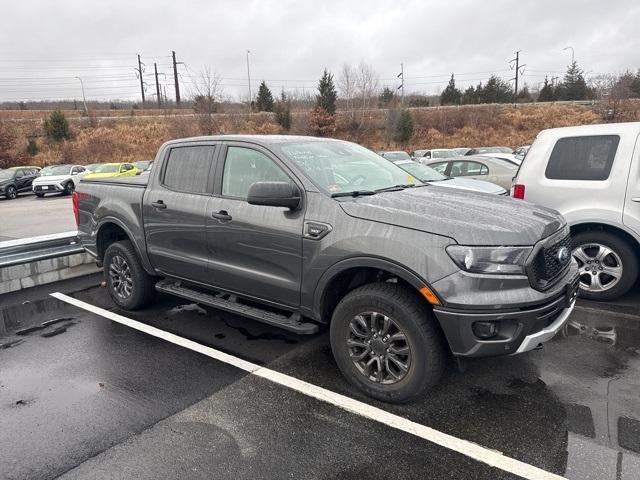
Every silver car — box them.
[390,159,506,195]
[423,155,518,191]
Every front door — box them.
[143,143,217,284]
[206,143,304,308]
[623,133,640,237]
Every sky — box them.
[0,0,638,103]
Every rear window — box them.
[162,146,214,193]
[545,135,619,181]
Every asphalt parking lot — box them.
[1,274,639,480]
[0,194,76,241]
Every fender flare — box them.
[95,216,154,274]
[311,256,434,320]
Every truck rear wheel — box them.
[572,230,639,301]
[104,240,156,310]
[330,283,446,403]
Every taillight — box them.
[512,184,525,200]
[72,191,80,226]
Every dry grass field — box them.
[1,102,636,168]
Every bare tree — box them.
[338,63,358,123]
[355,62,379,126]
[190,66,224,134]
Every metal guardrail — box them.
[0,231,84,268]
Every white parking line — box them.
[51,292,566,480]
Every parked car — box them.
[75,135,578,403]
[475,152,522,166]
[8,165,41,171]
[512,122,640,301]
[514,145,530,160]
[412,149,457,162]
[84,163,102,172]
[466,147,513,155]
[388,159,507,195]
[451,148,471,156]
[0,167,39,199]
[32,164,88,197]
[84,162,140,179]
[377,151,411,161]
[139,162,154,177]
[424,155,518,190]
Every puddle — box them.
[0,297,77,338]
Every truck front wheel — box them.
[104,240,156,310]
[330,283,446,403]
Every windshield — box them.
[486,157,519,169]
[393,160,448,182]
[381,151,410,161]
[278,141,421,195]
[93,164,120,173]
[133,160,151,170]
[0,170,15,181]
[432,150,457,159]
[40,165,71,176]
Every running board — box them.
[155,280,318,335]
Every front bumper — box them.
[33,183,64,193]
[433,274,579,357]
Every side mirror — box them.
[247,181,301,210]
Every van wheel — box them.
[572,231,639,301]
[104,240,156,310]
[330,283,446,403]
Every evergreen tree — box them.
[631,70,640,98]
[392,109,414,145]
[558,61,589,100]
[378,86,395,108]
[516,85,533,103]
[440,74,462,105]
[43,110,70,141]
[461,86,477,104]
[316,69,337,115]
[274,91,292,131]
[537,77,555,102]
[255,81,274,112]
[26,138,38,156]
[480,75,514,103]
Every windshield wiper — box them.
[374,184,417,193]
[331,190,377,198]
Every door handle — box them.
[151,200,167,209]
[211,210,232,221]
[632,197,640,203]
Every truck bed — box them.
[80,176,149,187]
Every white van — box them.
[512,122,640,301]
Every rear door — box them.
[143,143,218,284]
[623,132,640,236]
[15,169,31,192]
[205,142,304,308]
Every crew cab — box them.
[75,135,578,402]
[512,122,640,301]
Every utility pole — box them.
[246,50,252,108]
[563,46,575,65]
[172,50,182,107]
[74,76,88,115]
[136,54,146,107]
[509,51,526,100]
[154,63,161,108]
[397,63,404,105]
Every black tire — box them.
[63,181,75,195]
[330,283,446,403]
[572,230,639,301]
[35,192,45,198]
[5,185,17,199]
[104,240,156,310]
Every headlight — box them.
[446,245,532,275]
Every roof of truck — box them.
[539,122,640,137]
[162,135,346,146]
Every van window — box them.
[545,135,619,181]
[163,146,214,193]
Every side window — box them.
[162,146,214,194]
[430,162,448,174]
[222,146,290,199]
[15,170,24,179]
[71,167,79,175]
[451,161,488,176]
[545,135,619,181]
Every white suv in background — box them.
[512,122,640,301]
[32,164,87,197]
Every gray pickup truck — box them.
[74,135,579,402]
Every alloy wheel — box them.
[108,254,133,299]
[7,186,17,199]
[347,311,412,385]
[572,243,623,293]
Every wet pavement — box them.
[1,276,639,480]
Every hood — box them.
[338,186,564,245]
[429,177,505,195]
[33,175,70,184]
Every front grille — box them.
[530,232,572,290]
